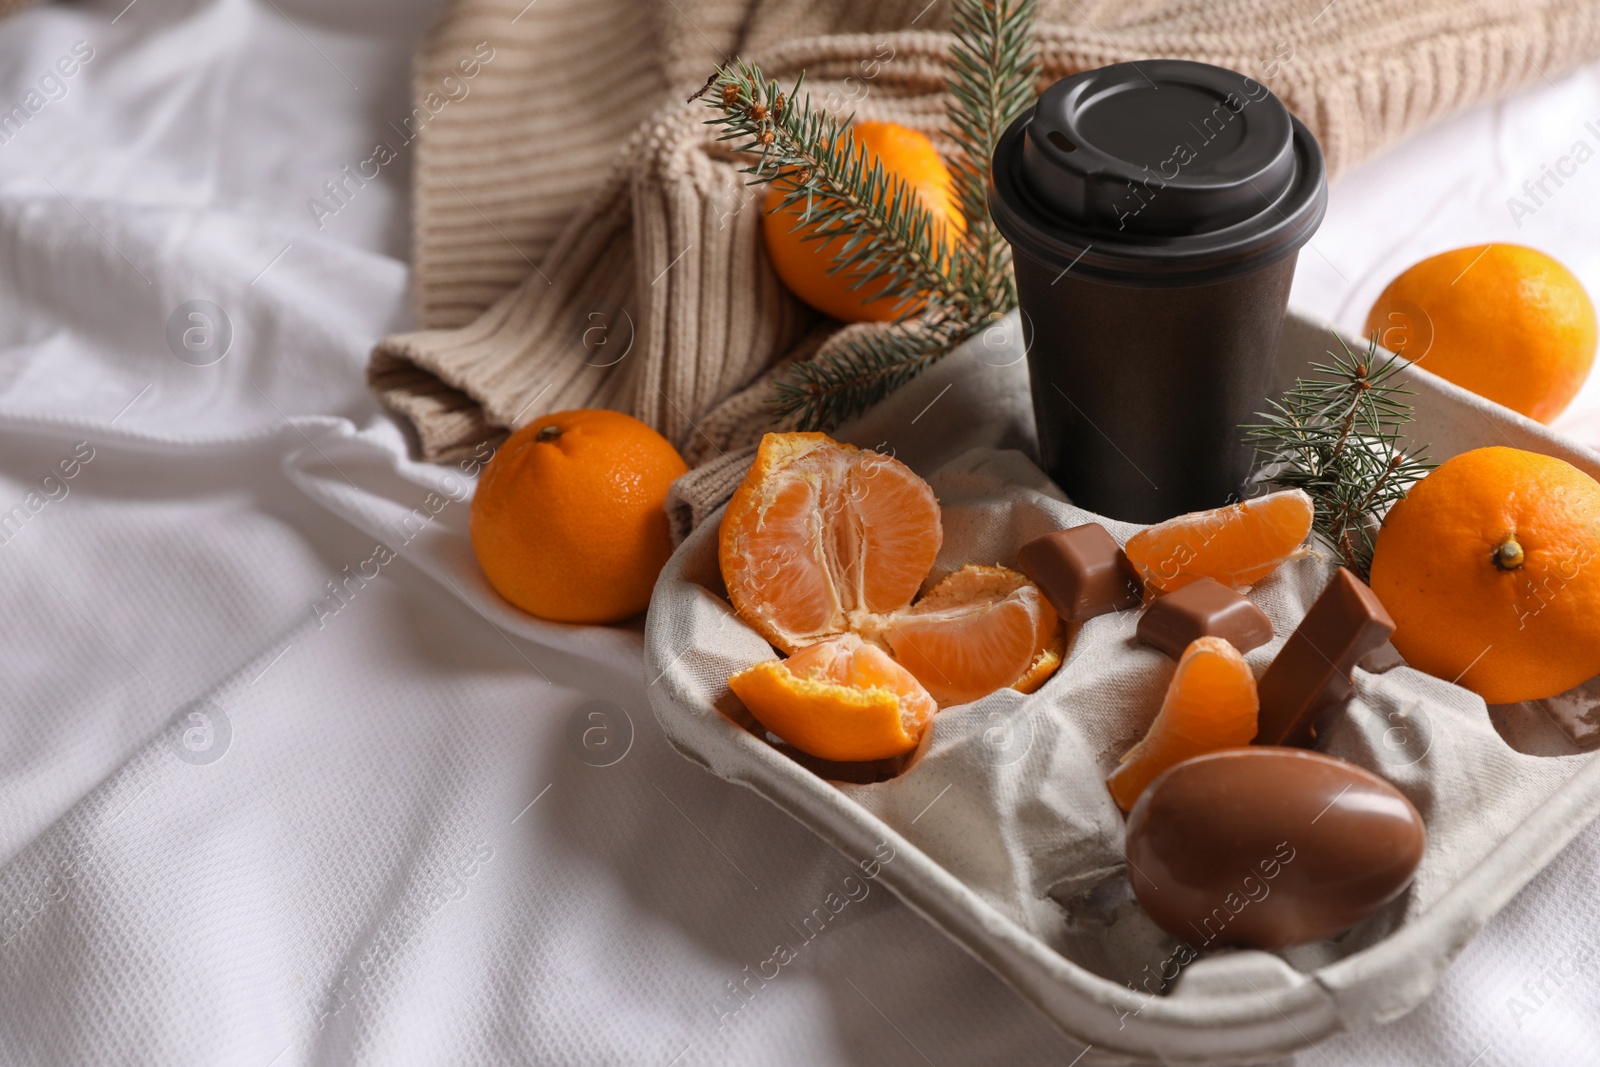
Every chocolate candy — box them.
[1255,568,1395,747]
[1137,577,1274,658]
[1016,523,1141,622]
[1125,747,1425,949]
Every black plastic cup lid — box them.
[990,60,1328,286]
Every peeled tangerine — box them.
[720,434,1065,762]
[728,633,937,762]
[1124,489,1314,596]
[1107,636,1259,813]
[719,432,943,654]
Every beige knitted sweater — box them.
[369,0,1600,480]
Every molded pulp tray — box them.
[643,310,1600,1065]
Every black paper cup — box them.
[990,60,1328,523]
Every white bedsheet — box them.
[0,2,1597,1064]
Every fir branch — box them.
[945,0,1039,311]
[694,0,1040,430]
[1243,334,1435,579]
[772,315,977,431]
[702,60,963,319]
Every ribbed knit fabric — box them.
[370,0,1600,469]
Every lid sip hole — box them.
[1047,130,1077,153]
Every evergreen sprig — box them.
[701,60,964,320]
[695,0,1039,430]
[771,314,972,431]
[1243,335,1435,578]
[945,0,1038,313]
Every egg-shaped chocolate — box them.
[1125,747,1425,949]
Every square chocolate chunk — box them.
[1016,523,1142,622]
[1137,577,1275,658]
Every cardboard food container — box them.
[643,310,1600,1064]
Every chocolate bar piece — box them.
[1137,577,1274,658]
[1016,523,1142,622]
[1255,568,1396,747]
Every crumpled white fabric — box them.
[3,0,1600,1064]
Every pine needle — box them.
[1243,334,1435,578]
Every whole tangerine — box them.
[470,409,688,624]
[762,120,962,324]
[1365,244,1597,423]
[1369,446,1600,704]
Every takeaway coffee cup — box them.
[989,60,1328,523]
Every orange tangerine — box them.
[762,120,962,323]
[728,632,937,762]
[1106,636,1259,812]
[1369,446,1600,703]
[1365,244,1597,423]
[1124,489,1314,596]
[470,409,687,624]
[719,432,942,653]
[721,434,1070,754]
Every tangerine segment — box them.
[1369,446,1600,703]
[1107,636,1259,813]
[720,433,942,652]
[1125,489,1314,596]
[728,633,937,762]
[1015,625,1069,695]
[865,564,1063,707]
